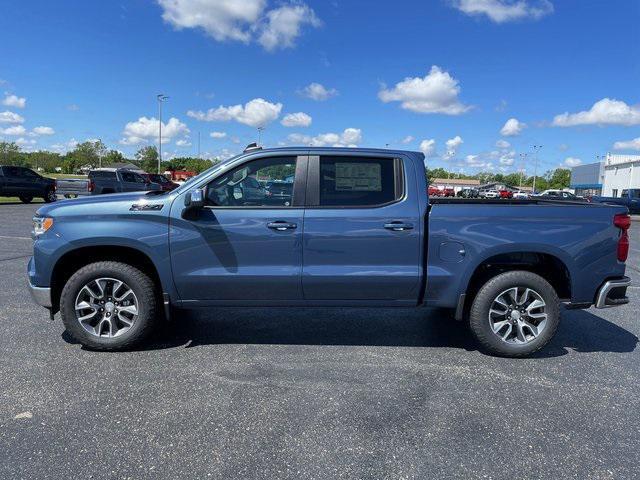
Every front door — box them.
[302,155,422,302]
[120,171,147,192]
[170,155,306,302]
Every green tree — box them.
[103,149,126,166]
[547,168,571,189]
[67,140,107,171]
[135,146,159,173]
[0,141,25,166]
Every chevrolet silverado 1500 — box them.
[27,147,632,357]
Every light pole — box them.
[157,94,168,174]
[519,153,528,188]
[532,145,542,193]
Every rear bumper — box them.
[28,280,52,308]
[595,276,631,309]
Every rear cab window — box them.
[317,156,402,207]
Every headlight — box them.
[33,216,54,237]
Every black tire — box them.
[43,188,57,203]
[468,271,560,357]
[19,195,33,204]
[60,261,158,351]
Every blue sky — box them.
[0,0,638,174]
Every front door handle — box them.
[267,221,297,231]
[384,222,414,231]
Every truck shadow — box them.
[120,306,638,358]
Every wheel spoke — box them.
[118,304,138,316]
[522,321,539,338]
[491,320,510,332]
[488,285,548,345]
[500,324,513,340]
[515,323,527,343]
[114,288,134,302]
[77,310,98,322]
[526,298,546,313]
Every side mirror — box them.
[184,188,205,209]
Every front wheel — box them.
[19,195,33,204]
[468,271,560,357]
[60,261,158,351]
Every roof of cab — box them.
[241,146,423,158]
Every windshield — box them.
[173,153,243,195]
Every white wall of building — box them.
[602,154,640,197]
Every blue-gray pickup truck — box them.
[27,146,632,357]
[590,189,640,214]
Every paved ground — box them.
[0,203,639,479]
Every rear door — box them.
[170,155,307,302]
[120,171,147,191]
[2,166,28,195]
[302,154,421,302]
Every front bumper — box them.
[28,280,52,308]
[595,276,631,308]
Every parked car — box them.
[442,187,455,197]
[428,185,441,197]
[535,190,580,200]
[482,189,500,199]
[28,147,631,357]
[142,173,179,192]
[88,168,162,195]
[499,189,514,199]
[264,181,294,205]
[457,188,479,198]
[0,165,57,203]
[512,191,529,200]
[589,189,640,214]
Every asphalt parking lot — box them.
[0,202,639,480]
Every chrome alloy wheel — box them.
[488,287,548,344]
[74,278,139,338]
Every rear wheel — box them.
[469,271,560,357]
[19,195,33,204]
[43,188,57,203]
[60,261,158,351]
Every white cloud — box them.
[281,112,312,127]
[176,139,192,147]
[419,139,436,156]
[499,150,516,165]
[210,131,227,138]
[378,65,471,115]
[32,126,55,136]
[495,139,510,148]
[451,0,554,23]
[465,154,493,169]
[15,137,36,146]
[552,98,640,127]
[258,4,321,51]
[299,82,338,101]
[0,111,25,124]
[613,137,640,151]
[445,135,463,157]
[287,127,362,147]
[564,157,582,167]
[500,117,526,136]
[120,116,189,145]
[157,0,319,51]
[401,135,414,144]
[0,125,26,136]
[187,98,282,127]
[2,94,26,109]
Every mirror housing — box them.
[184,188,205,209]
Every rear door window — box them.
[318,156,401,207]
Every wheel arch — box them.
[50,245,164,313]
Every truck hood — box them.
[36,191,171,217]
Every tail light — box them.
[88,180,95,193]
[614,213,631,262]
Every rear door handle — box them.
[267,221,297,231]
[384,222,414,231]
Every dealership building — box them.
[570,153,640,197]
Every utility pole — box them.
[157,94,168,174]
[198,131,201,159]
[532,145,542,193]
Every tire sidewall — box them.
[44,188,56,203]
[469,271,560,357]
[60,262,155,350]
[19,196,33,204]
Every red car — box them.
[442,187,455,197]
[428,185,441,197]
[499,189,514,199]
[142,173,180,192]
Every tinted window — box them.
[319,156,399,206]
[206,156,296,207]
[90,171,117,180]
[21,168,38,177]
[4,166,20,177]
[121,171,145,183]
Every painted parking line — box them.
[0,235,32,240]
